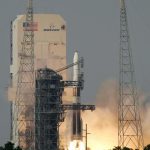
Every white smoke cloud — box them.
[82,80,150,150]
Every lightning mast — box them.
[13,0,35,149]
[118,0,144,149]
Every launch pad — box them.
[35,65,95,150]
[8,0,145,150]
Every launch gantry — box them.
[11,0,95,150]
[35,60,95,150]
[13,0,35,149]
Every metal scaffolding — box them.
[35,68,95,150]
[35,68,64,150]
[13,0,35,149]
[118,0,144,149]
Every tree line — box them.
[113,145,150,150]
[0,142,150,150]
[0,142,22,150]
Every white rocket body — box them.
[73,52,79,81]
[73,51,80,103]
[72,51,82,140]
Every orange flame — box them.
[68,140,85,150]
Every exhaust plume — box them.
[82,80,150,150]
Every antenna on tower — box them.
[12,0,35,149]
[118,0,144,149]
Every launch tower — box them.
[9,0,95,149]
[118,0,144,149]
[35,68,64,150]
[9,2,67,150]
[35,66,95,150]
[13,0,35,149]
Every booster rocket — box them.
[72,51,83,140]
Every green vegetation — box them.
[113,146,122,150]
[113,145,150,150]
[144,144,150,150]
[0,142,22,150]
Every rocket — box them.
[72,51,83,140]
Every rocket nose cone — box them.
[73,51,79,63]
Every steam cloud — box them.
[82,80,150,150]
